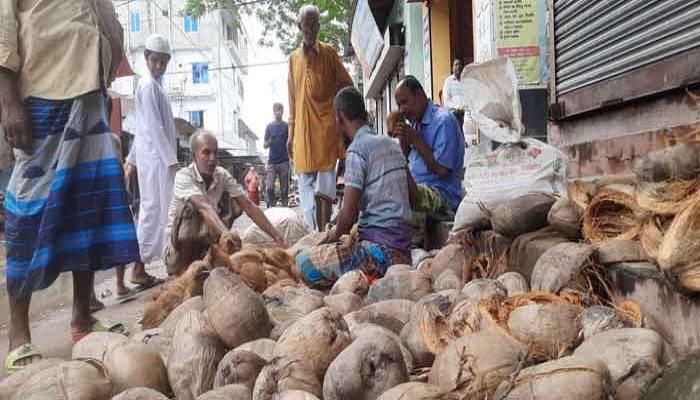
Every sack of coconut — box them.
[493,355,611,400]
[243,207,310,247]
[13,359,112,400]
[657,194,700,292]
[633,143,700,182]
[583,185,643,245]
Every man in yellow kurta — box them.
[287,4,353,231]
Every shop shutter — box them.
[553,0,700,96]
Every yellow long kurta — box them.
[288,41,354,173]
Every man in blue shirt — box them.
[393,75,465,214]
[263,102,290,206]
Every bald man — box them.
[163,130,285,275]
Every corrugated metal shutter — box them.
[554,0,700,96]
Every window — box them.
[189,111,204,127]
[130,11,141,33]
[192,63,209,84]
[184,15,199,32]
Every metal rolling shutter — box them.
[553,0,700,96]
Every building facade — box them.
[111,0,258,155]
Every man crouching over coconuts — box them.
[164,130,286,276]
[295,87,416,287]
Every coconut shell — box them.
[329,270,369,296]
[160,296,205,338]
[264,285,325,339]
[350,323,414,373]
[323,332,408,400]
[273,307,352,379]
[428,329,526,398]
[461,279,507,303]
[204,267,272,348]
[433,269,462,292]
[168,309,226,400]
[71,331,130,362]
[496,272,529,297]
[490,194,556,239]
[112,387,170,400]
[104,341,169,395]
[581,306,626,340]
[547,196,583,240]
[507,303,582,360]
[14,359,112,400]
[0,358,62,400]
[271,391,321,400]
[198,384,252,400]
[530,242,595,293]
[323,292,363,315]
[365,271,432,304]
[235,339,277,362]
[377,382,459,400]
[252,356,322,400]
[214,349,266,389]
[424,244,466,279]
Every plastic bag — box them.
[242,207,310,247]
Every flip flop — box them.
[90,298,105,313]
[72,319,129,342]
[4,343,42,374]
[115,288,138,302]
[130,276,165,293]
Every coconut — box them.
[496,272,529,297]
[428,330,526,398]
[323,332,408,400]
[506,302,582,360]
[168,309,226,400]
[461,279,507,303]
[160,296,205,338]
[493,355,611,400]
[583,185,642,245]
[252,356,323,400]
[204,267,272,348]
[271,391,321,400]
[112,388,170,400]
[229,249,268,293]
[273,307,352,379]
[263,285,325,339]
[235,338,277,362]
[104,341,169,395]
[384,264,414,277]
[633,142,700,182]
[350,323,414,373]
[214,349,266,389]
[345,300,416,335]
[131,328,171,364]
[365,271,432,304]
[263,248,295,275]
[323,292,364,315]
[423,244,467,280]
[0,358,62,400]
[377,382,459,400]
[581,306,626,340]
[530,242,596,293]
[433,269,462,292]
[198,384,252,400]
[547,196,583,240]
[490,193,556,238]
[508,227,569,282]
[400,317,434,368]
[71,331,130,362]
[411,249,431,268]
[329,270,369,296]
[13,359,112,400]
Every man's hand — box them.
[1,96,31,151]
[286,138,294,158]
[169,164,179,174]
[319,228,339,245]
[393,122,420,146]
[272,235,287,248]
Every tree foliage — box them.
[184,0,351,55]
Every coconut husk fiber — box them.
[583,185,643,245]
[634,142,700,182]
[657,194,700,291]
[635,180,700,215]
[640,215,672,263]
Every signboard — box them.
[351,0,384,78]
[422,9,432,98]
[496,0,546,85]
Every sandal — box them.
[115,288,138,302]
[4,343,42,374]
[72,319,129,342]
[130,275,164,293]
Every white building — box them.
[111,0,258,155]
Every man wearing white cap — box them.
[125,34,177,281]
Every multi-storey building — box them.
[111,0,258,156]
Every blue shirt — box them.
[264,121,289,165]
[409,101,465,210]
[345,125,414,251]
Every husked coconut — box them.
[411,249,431,268]
[104,341,169,394]
[252,356,322,400]
[214,349,266,389]
[329,270,369,296]
[273,308,352,379]
[14,359,112,400]
[507,303,582,360]
[323,292,363,315]
[377,382,459,400]
[160,296,204,338]
[131,328,171,364]
[547,196,583,240]
[263,284,325,339]
[461,279,507,303]
[323,333,408,400]
[496,272,529,297]
[198,384,252,400]
[0,358,62,400]
[581,306,626,340]
[71,331,130,362]
[345,300,416,335]
[366,271,432,304]
[530,242,595,293]
[350,323,414,373]
[168,309,226,400]
[204,267,272,348]
[490,193,556,239]
[422,244,466,279]
[384,264,413,277]
[272,391,321,400]
[447,300,484,339]
[433,269,462,292]
[235,338,277,362]
[401,317,434,368]
[112,387,170,400]
[363,299,416,325]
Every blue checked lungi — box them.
[4,91,140,296]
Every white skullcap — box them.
[145,34,171,54]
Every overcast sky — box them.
[241,14,290,152]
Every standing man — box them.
[1,0,138,371]
[442,58,465,128]
[125,34,177,284]
[264,103,290,207]
[288,4,354,231]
